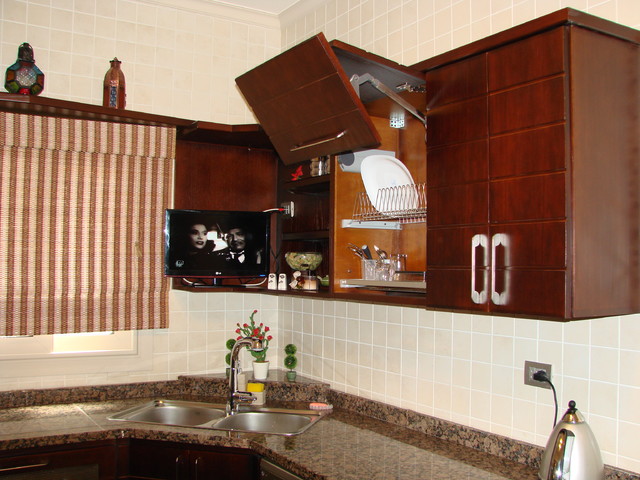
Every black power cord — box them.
[533,370,558,427]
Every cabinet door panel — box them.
[489,76,566,135]
[490,269,567,317]
[427,268,489,312]
[127,442,184,479]
[269,109,380,164]
[174,143,277,211]
[428,226,488,268]
[488,27,565,91]
[426,97,488,147]
[428,183,488,227]
[251,74,361,133]
[236,33,381,164]
[193,450,257,480]
[426,53,487,107]
[490,173,565,223]
[490,124,566,179]
[428,140,488,187]
[490,221,566,269]
[236,34,344,102]
[0,444,115,480]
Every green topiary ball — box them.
[284,343,297,355]
[284,354,297,370]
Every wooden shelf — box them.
[178,120,272,149]
[285,175,331,195]
[282,230,330,241]
[0,94,272,149]
[0,92,192,128]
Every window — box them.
[0,331,137,360]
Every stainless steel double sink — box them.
[108,399,324,436]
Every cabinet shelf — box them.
[178,120,272,148]
[282,230,330,241]
[340,278,426,293]
[285,175,331,195]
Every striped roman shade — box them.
[0,112,174,335]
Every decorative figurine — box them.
[103,57,126,109]
[4,43,45,95]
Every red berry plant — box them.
[235,309,272,363]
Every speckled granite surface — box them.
[0,373,636,480]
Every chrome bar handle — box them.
[0,462,49,473]
[471,234,488,304]
[491,233,509,305]
[290,130,347,152]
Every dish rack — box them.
[352,183,426,223]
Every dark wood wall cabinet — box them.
[2,8,638,320]
[237,33,427,302]
[415,8,640,319]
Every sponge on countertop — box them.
[309,402,333,411]
[247,382,264,392]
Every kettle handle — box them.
[547,429,575,480]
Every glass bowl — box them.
[285,252,323,271]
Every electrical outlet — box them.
[280,201,295,218]
[524,360,552,389]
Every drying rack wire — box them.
[352,183,427,223]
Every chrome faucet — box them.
[227,336,263,415]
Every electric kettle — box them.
[538,400,604,480]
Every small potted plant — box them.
[225,338,236,377]
[235,310,272,380]
[284,344,297,381]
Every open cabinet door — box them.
[236,33,379,165]
[236,33,424,165]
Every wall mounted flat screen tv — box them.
[164,209,270,279]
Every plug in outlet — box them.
[280,201,295,218]
[524,360,552,389]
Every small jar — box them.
[390,253,407,272]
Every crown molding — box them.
[139,0,281,29]
[279,0,327,27]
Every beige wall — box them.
[1,0,639,475]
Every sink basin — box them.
[108,399,226,427]
[213,410,320,435]
[108,400,325,435]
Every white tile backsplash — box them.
[278,299,640,472]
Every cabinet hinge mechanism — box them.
[350,73,426,126]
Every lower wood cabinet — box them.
[0,441,116,479]
[0,439,259,480]
[118,439,259,480]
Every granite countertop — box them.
[0,373,540,480]
[1,375,636,480]
[0,397,536,480]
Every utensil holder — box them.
[361,259,377,280]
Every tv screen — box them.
[164,209,270,279]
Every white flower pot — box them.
[253,360,269,380]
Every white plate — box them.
[360,155,416,212]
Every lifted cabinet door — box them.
[236,33,423,165]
